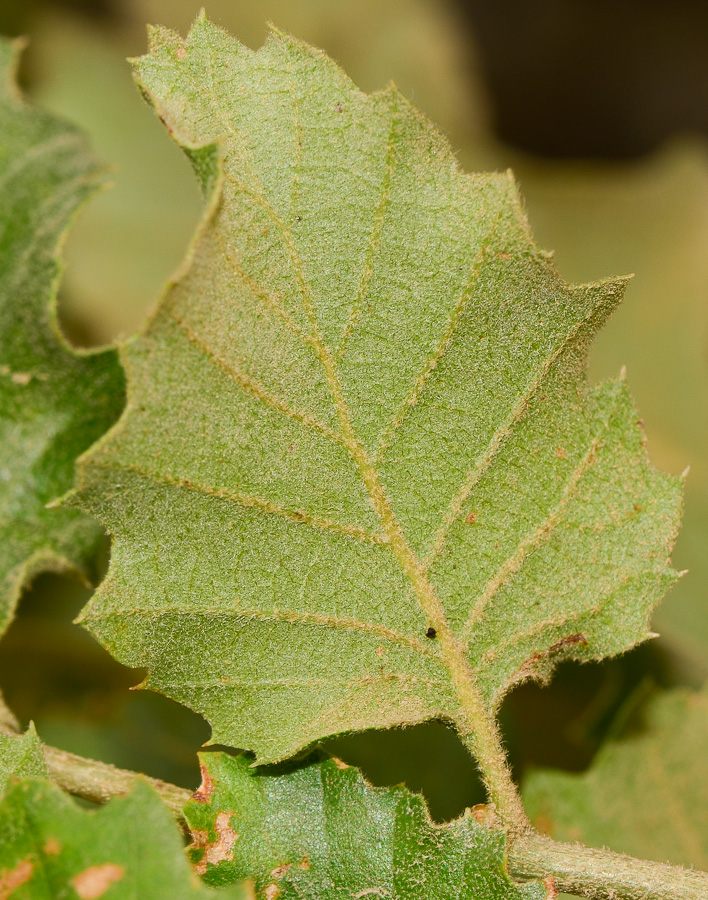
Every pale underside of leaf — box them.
[185,752,548,900]
[73,16,682,763]
[0,38,125,636]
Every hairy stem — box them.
[509,831,708,900]
[42,744,192,818]
[0,711,191,818]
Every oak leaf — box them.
[72,16,682,763]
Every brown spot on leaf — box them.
[497,251,512,260]
[193,762,215,803]
[270,864,291,879]
[0,858,33,897]
[333,758,350,770]
[43,838,61,855]
[543,876,558,899]
[71,864,124,899]
[464,511,477,525]
[550,633,587,653]
[176,46,186,60]
[265,884,280,900]
[191,812,238,875]
[554,447,566,460]
[299,858,310,870]
[523,633,588,673]
[334,101,344,113]
[375,646,384,658]
[11,372,31,385]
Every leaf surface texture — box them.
[185,752,548,899]
[0,727,46,795]
[74,16,682,762]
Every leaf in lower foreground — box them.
[523,686,708,869]
[71,16,682,763]
[185,753,548,899]
[0,726,46,795]
[0,778,248,899]
[0,39,125,636]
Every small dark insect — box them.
[425,627,436,639]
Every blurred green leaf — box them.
[523,685,708,869]
[0,778,247,898]
[30,13,202,345]
[0,37,124,637]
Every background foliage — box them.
[0,0,706,874]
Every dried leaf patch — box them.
[71,864,124,899]
[0,858,33,898]
[191,811,238,875]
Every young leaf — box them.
[71,17,681,767]
[0,778,248,899]
[185,752,548,899]
[0,39,125,636]
[523,686,708,869]
[0,726,46,794]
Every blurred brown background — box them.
[1,0,707,824]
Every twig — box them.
[509,831,708,900]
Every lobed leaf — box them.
[72,16,682,763]
[0,38,125,636]
[523,686,708,869]
[185,752,548,899]
[0,778,248,899]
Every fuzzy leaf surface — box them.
[73,17,681,762]
[185,752,547,899]
[0,778,247,899]
[0,39,125,635]
[0,727,46,795]
[524,686,708,869]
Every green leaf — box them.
[185,752,547,899]
[0,778,248,899]
[0,726,46,795]
[72,16,681,764]
[0,38,125,635]
[523,686,708,869]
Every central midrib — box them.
[301,281,526,824]
[211,120,527,824]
